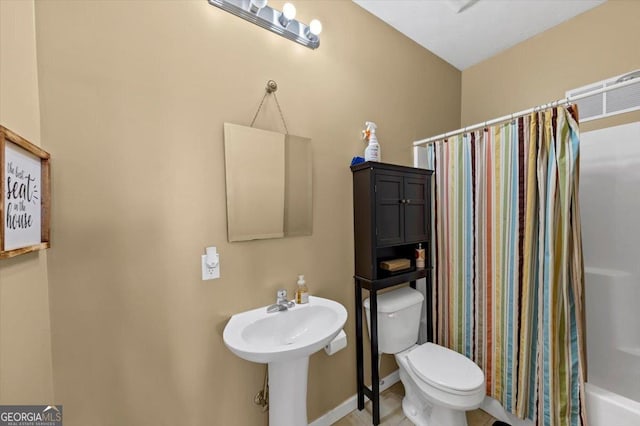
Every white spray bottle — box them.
[363,121,381,162]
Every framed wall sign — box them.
[0,126,51,259]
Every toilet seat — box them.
[406,343,484,396]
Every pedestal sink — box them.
[223,296,348,426]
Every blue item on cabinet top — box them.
[351,156,365,166]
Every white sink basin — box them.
[223,295,348,426]
[223,296,347,363]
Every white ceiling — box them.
[353,0,606,70]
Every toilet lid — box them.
[407,343,484,393]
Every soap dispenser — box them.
[416,243,425,269]
[295,275,309,304]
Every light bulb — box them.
[282,3,296,20]
[249,0,268,13]
[309,19,322,36]
[279,2,296,27]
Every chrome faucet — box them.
[266,289,295,313]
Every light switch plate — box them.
[202,254,220,280]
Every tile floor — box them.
[334,382,496,426]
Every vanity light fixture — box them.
[207,0,322,49]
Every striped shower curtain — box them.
[423,106,587,426]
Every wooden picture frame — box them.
[0,125,51,259]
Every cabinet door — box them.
[375,173,404,247]
[403,175,429,243]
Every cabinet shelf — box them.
[356,268,431,291]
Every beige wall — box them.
[13,0,639,423]
[461,0,640,133]
[0,0,54,404]
[34,1,460,425]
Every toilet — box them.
[364,287,485,426]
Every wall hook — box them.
[250,80,289,134]
[266,80,278,94]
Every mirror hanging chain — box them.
[250,80,290,135]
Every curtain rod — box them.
[413,77,640,147]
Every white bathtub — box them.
[585,383,640,426]
[583,267,640,425]
[480,384,640,426]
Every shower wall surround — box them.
[581,122,640,404]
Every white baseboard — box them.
[309,370,401,426]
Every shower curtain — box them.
[422,106,587,426]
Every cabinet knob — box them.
[399,199,406,204]
[406,199,411,204]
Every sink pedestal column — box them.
[268,356,309,426]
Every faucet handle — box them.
[276,289,287,301]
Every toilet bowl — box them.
[395,343,485,425]
[364,287,485,426]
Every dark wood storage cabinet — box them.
[353,164,431,280]
[351,161,433,425]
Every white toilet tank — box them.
[363,286,424,354]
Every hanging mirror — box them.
[223,124,312,242]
